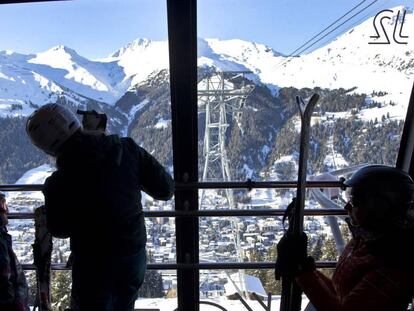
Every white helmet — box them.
[26,104,82,156]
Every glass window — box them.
[0,0,173,307]
[197,0,412,308]
[197,0,411,183]
[0,0,172,185]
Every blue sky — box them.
[0,0,411,59]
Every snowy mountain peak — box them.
[110,38,152,58]
[50,44,77,54]
[206,38,284,59]
[0,7,413,118]
[1,50,15,56]
[32,44,85,65]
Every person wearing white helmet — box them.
[26,103,82,157]
[275,165,414,311]
[26,103,174,311]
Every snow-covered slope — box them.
[0,6,412,117]
[0,49,111,117]
[6,163,54,210]
[204,6,413,118]
[103,38,170,89]
[28,45,126,103]
[255,5,414,112]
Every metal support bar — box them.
[21,261,338,271]
[267,293,272,311]
[167,0,199,310]
[397,81,414,174]
[8,209,347,220]
[252,292,270,311]
[0,180,344,192]
[235,293,254,311]
[176,180,344,189]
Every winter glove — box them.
[275,232,314,280]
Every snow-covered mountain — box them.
[0,5,412,119]
[6,163,54,212]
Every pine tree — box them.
[264,246,282,295]
[51,271,71,311]
[340,223,352,244]
[137,270,164,298]
[26,271,37,307]
[309,236,324,260]
[247,247,282,295]
[320,236,338,279]
[321,236,338,261]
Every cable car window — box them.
[197,0,413,308]
[197,0,412,184]
[0,0,175,308]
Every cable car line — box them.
[284,0,367,60]
[276,0,379,70]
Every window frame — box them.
[2,1,414,311]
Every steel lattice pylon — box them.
[198,71,254,199]
[198,71,254,298]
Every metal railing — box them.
[1,180,344,192]
[5,180,346,271]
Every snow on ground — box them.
[134,296,310,311]
[14,163,54,185]
[103,39,170,90]
[7,163,54,204]
[154,117,170,129]
[241,188,282,208]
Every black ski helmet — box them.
[344,165,414,231]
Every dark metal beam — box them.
[8,209,347,220]
[0,0,69,4]
[167,0,199,310]
[397,82,414,175]
[21,261,338,271]
[0,180,344,192]
[175,180,344,189]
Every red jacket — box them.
[297,238,413,311]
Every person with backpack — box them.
[275,165,414,311]
[0,192,29,311]
[26,103,174,311]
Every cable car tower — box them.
[198,70,254,298]
[198,71,254,205]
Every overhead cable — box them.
[308,0,392,52]
[277,0,379,69]
[285,0,368,59]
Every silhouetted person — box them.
[276,165,414,311]
[0,192,29,311]
[26,104,174,311]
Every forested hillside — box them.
[0,74,404,184]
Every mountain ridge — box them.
[0,6,412,119]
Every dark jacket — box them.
[0,226,29,311]
[43,132,174,257]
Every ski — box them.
[33,206,53,311]
[280,93,319,311]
